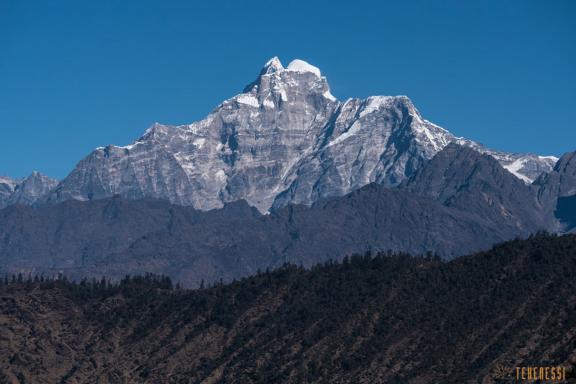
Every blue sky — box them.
[1,0,575,179]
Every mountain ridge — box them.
[0,144,555,287]
[400,143,550,231]
[0,172,58,209]
[38,57,557,213]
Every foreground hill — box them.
[1,234,575,383]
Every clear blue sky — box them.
[1,0,574,179]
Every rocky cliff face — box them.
[0,176,18,208]
[8,172,58,206]
[48,57,557,213]
[0,173,58,209]
[535,151,576,199]
[533,151,576,230]
[401,144,549,233]
[50,57,339,212]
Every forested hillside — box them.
[1,234,575,383]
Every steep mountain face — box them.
[50,57,339,213]
[554,151,576,196]
[0,146,552,287]
[0,176,18,208]
[0,173,58,209]
[496,153,558,183]
[48,57,556,213]
[8,171,58,206]
[1,234,575,384]
[534,151,576,230]
[535,151,576,199]
[401,144,549,233]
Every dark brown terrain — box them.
[1,234,575,383]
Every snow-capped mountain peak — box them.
[262,56,284,74]
[260,57,321,77]
[286,59,321,77]
[242,57,337,107]
[46,57,558,212]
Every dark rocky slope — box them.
[534,151,576,231]
[0,187,505,287]
[401,143,550,232]
[0,146,554,287]
[557,195,576,231]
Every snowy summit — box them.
[286,59,321,77]
[47,56,558,213]
[260,57,322,77]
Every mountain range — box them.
[0,172,58,209]
[0,143,572,287]
[0,57,574,286]
[0,57,559,213]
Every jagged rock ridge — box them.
[400,143,550,232]
[0,176,18,208]
[47,57,557,213]
[0,172,58,209]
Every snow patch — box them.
[413,124,442,151]
[286,59,321,77]
[359,96,393,118]
[539,155,559,162]
[272,85,288,102]
[235,94,260,108]
[323,90,337,102]
[193,138,206,149]
[215,169,227,182]
[327,122,363,147]
[263,98,275,108]
[0,176,18,189]
[409,114,449,152]
[264,57,284,73]
[503,158,532,183]
[118,143,138,150]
